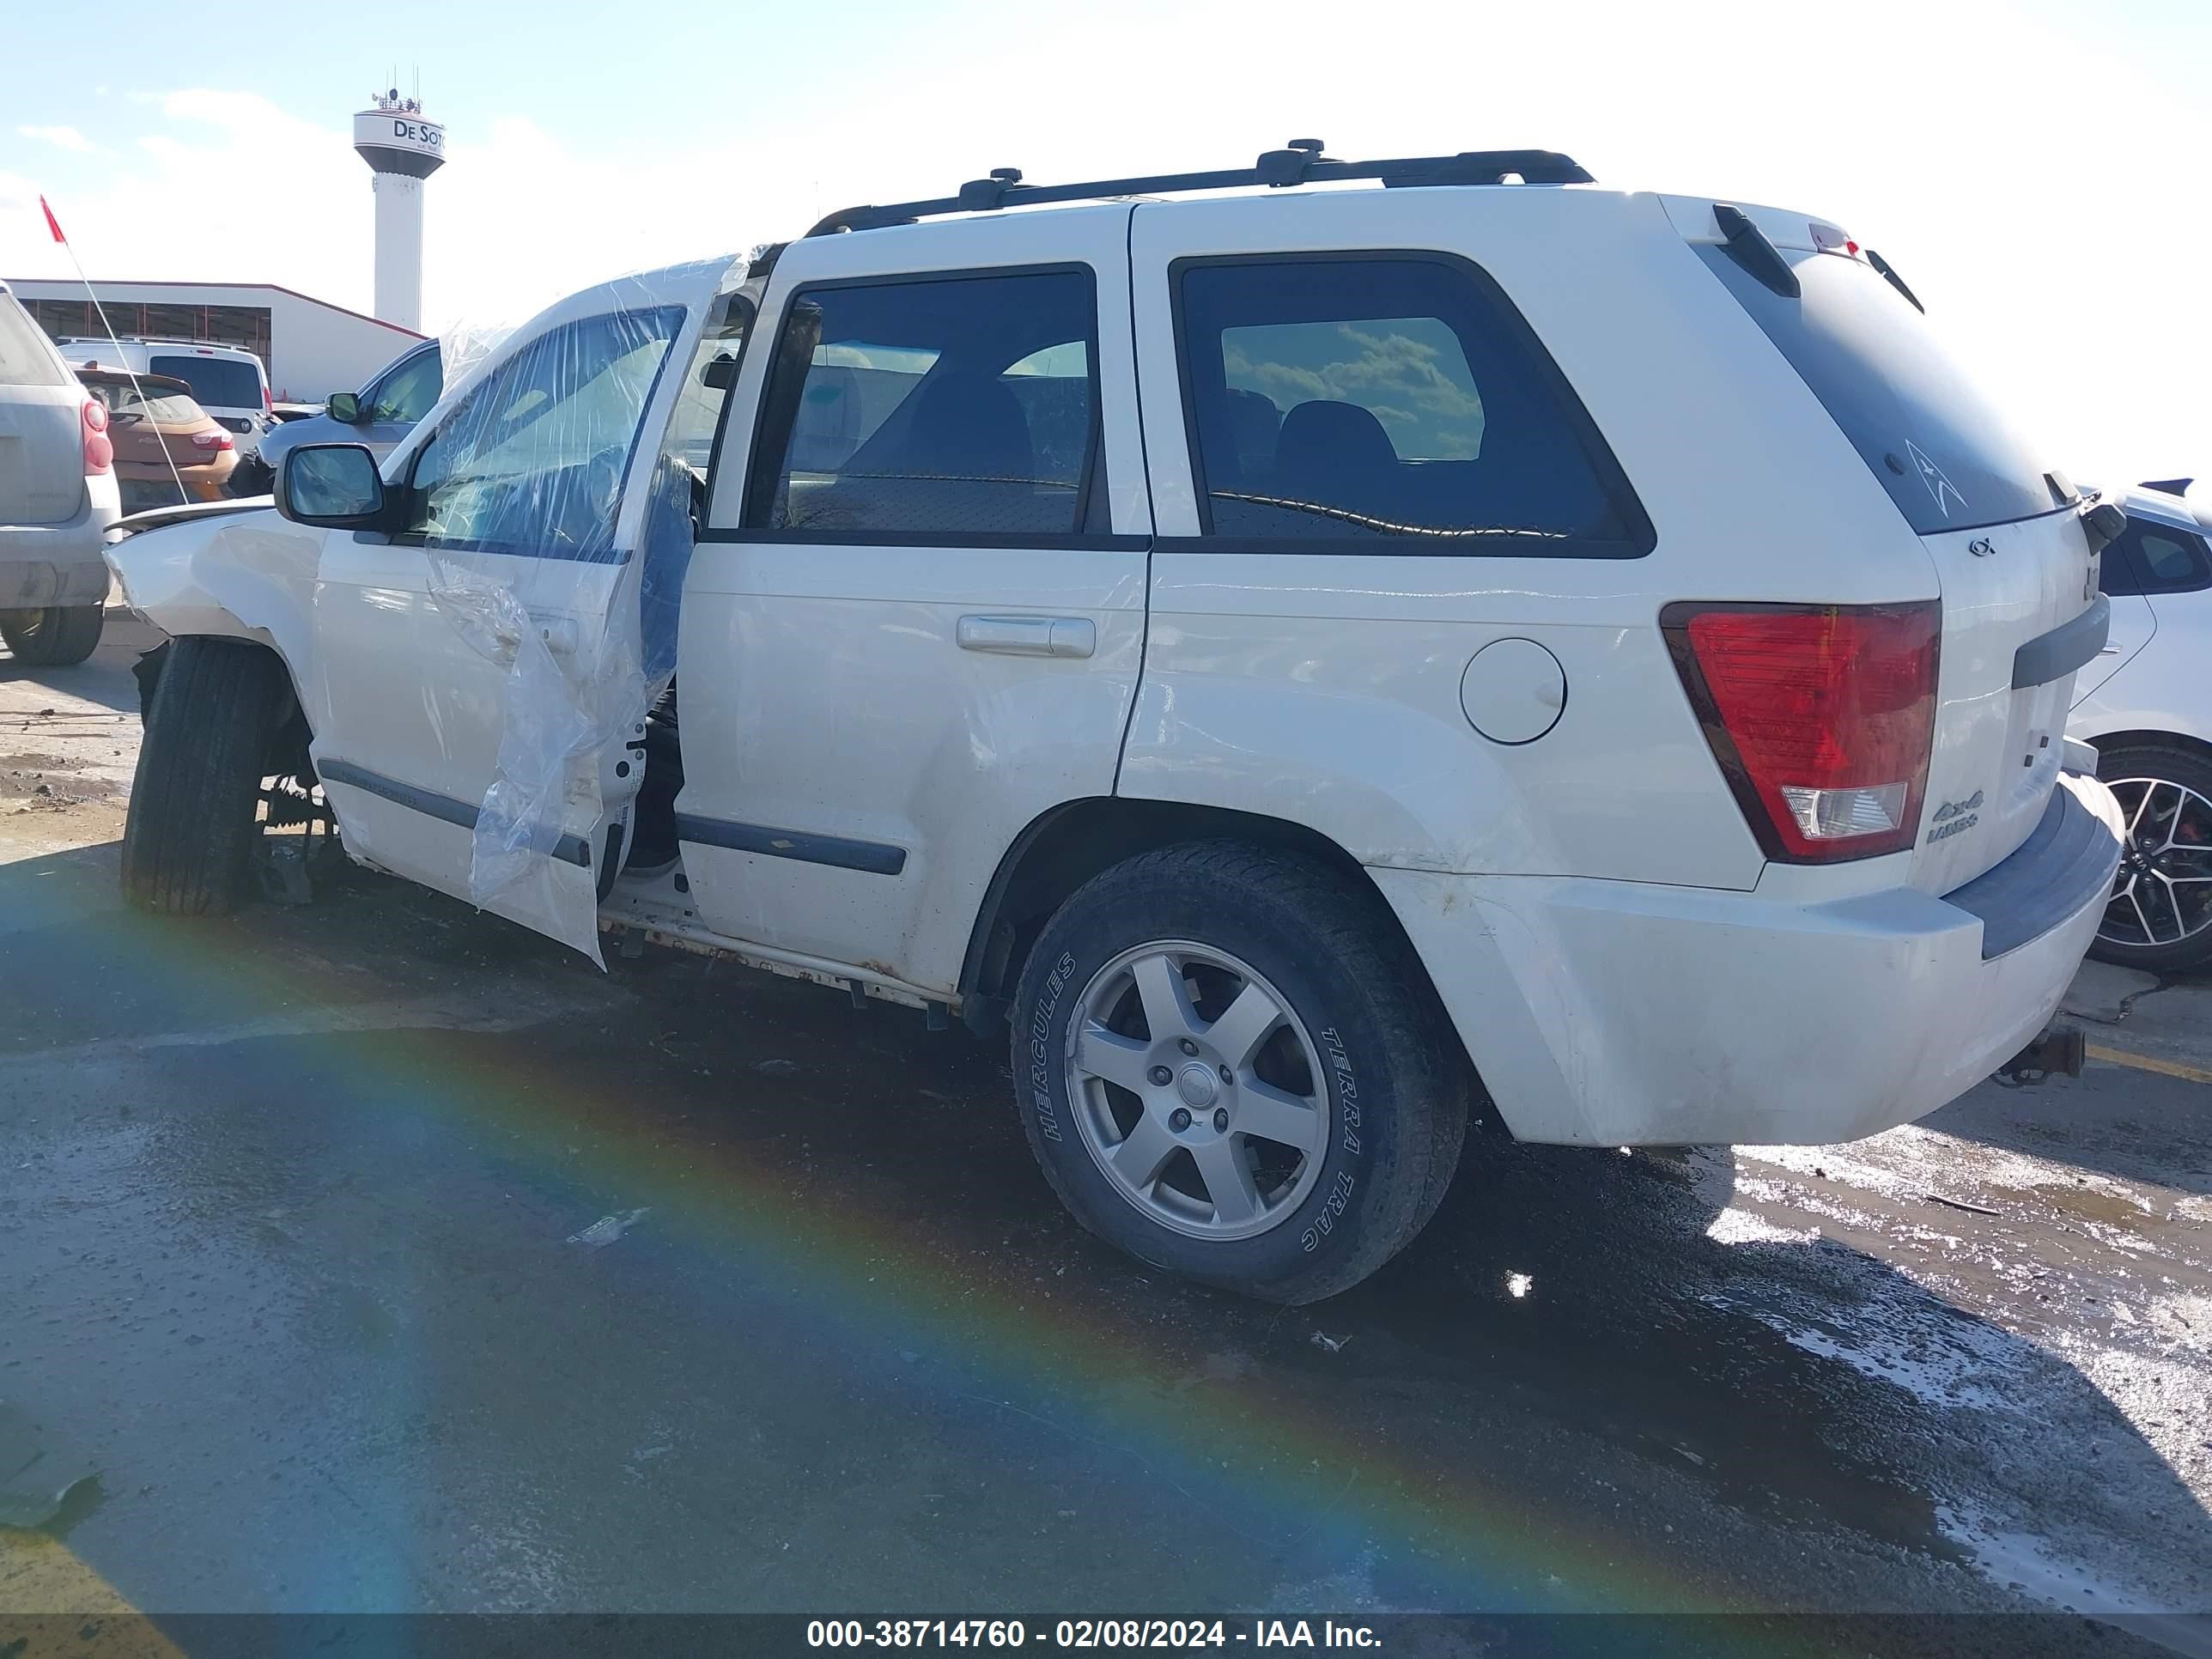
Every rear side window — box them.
[1175,255,1650,556]
[148,355,262,410]
[1697,246,2055,535]
[746,268,1098,539]
[0,296,67,386]
[2100,519,2212,597]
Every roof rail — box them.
[805,140,1593,237]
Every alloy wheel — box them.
[1065,940,1331,1242]
[2100,777,2212,950]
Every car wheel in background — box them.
[121,637,289,915]
[2092,743,2212,975]
[0,605,104,666]
[225,453,274,497]
[1012,841,1469,1304]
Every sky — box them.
[1,0,2205,480]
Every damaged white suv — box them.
[107,143,2124,1302]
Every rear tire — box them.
[121,637,288,916]
[226,453,274,498]
[1012,841,1468,1304]
[0,605,104,667]
[2090,743,2212,975]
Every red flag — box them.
[40,196,65,244]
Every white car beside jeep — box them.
[104,143,2123,1302]
[2069,481,2212,973]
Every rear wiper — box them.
[1865,248,1924,313]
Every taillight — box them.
[81,398,112,475]
[1662,601,1940,863]
[191,429,234,452]
[263,385,272,412]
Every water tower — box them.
[352,88,446,332]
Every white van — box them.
[54,338,270,439]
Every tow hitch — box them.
[1995,1024,2087,1086]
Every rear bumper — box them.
[1374,772,2124,1147]
[0,474,119,608]
[117,463,234,514]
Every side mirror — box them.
[276,444,393,531]
[700,353,738,391]
[325,391,364,424]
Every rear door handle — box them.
[956,615,1095,659]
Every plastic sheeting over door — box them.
[307,254,744,963]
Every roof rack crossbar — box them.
[805,143,1592,237]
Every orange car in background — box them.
[78,370,236,513]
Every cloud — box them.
[17,125,106,155]
[1225,321,1488,460]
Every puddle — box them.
[0,1403,99,1534]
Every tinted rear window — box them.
[86,380,204,424]
[0,296,67,386]
[149,356,262,410]
[1697,246,2055,535]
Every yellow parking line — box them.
[0,1533,180,1657]
[2085,1042,2212,1086]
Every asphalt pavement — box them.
[2,614,2207,1649]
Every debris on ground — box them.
[1925,1193,2002,1218]
[1309,1330,1350,1354]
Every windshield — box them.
[148,354,263,410]
[1698,245,2057,534]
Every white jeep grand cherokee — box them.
[106,143,2125,1302]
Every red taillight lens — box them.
[81,398,112,475]
[191,429,234,452]
[263,385,272,411]
[1663,601,1941,863]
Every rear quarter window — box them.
[2100,519,2212,597]
[1173,254,1651,557]
[0,297,67,387]
[1697,245,2056,535]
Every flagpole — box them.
[40,195,192,507]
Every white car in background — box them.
[2071,480,2212,972]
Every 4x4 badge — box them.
[1933,790,1984,822]
[1969,537,1995,557]
[1927,789,1984,843]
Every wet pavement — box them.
[3,622,2209,1642]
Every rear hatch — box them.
[0,295,86,526]
[1672,198,2099,893]
[147,352,264,431]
